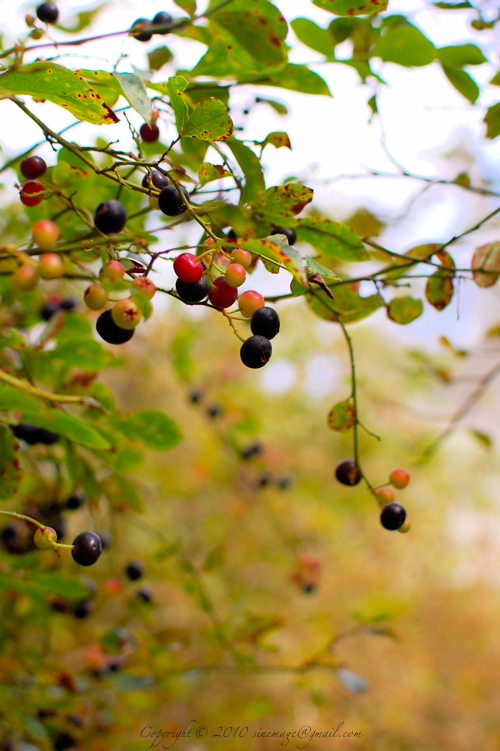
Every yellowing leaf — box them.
[182,98,234,141]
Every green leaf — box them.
[250,185,313,223]
[75,69,121,108]
[0,62,119,124]
[297,217,369,262]
[165,76,190,133]
[256,64,332,96]
[425,272,454,310]
[313,0,387,15]
[50,339,114,371]
[255,97,288,115]
[19,409,111,450]
[225,138,265,203]
[233,237,308,286]
[470,430,492,449]
[484,103,500,139]
[148,46,173,72]
[0,328,26,351]
[175,0,196,13]
[0,425,22,499]
[198,162,233,186]
[114,72,152,122]
[182,98,234,141]
[291,18,335,56]
[375,26,435,67]
[102,474,145,514]
[441,64,479,103]
[261,132,292,150]
[437,44,487,67]
[305,256,341,281]
[387,296,424,325]
[328,401,355,431]
[307,286,383,324]
[119,410,183,451]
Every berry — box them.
[380,502,407,531]
[73,600,93,619]
[239,290,265,318]
[240,335,272,369]
[94,200,127,234]
[38,252,64,280]
[84,283,109,310]
[189,389,202,403]
[208,277,238,309]
[96,309,135,345]
[20,180,44,206]
[158,185,190,216]
[125,560,144,581]
[231,248,252,269]
[99,260,125,284]
[142,170,169,191]
[140,123,160,143]
[258,472,271,488]
[66,493,84,510]
[131,18,153,42]
[176,277,209,303]
[174,253,203,283]
[132,276,156,299]
[20,156,46,180]
[376,486,395,504]
[32,219,60,250]
[152,11,173,33]
[12,265,39,291]
[271,226,296,245]
[71,531,102,566]
[40,300,61,321]
[335,459,362,486]
[11,423,59,445]
[60,297,77,311]
[111,298,142,330]
[241,442,262,460]
[50,597,68,613]
[137,588,152,603]
[36,2,59,24]
[251,306,280,340]
[99,532,111,550]
[206,403,223,419]
[34,526,57,550]
[389,468,410,489]
[227,228,238,239]
[278,476,292,489]
[225,263,246,288]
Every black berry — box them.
[278,476,292,489]
[241,442,262,460]
[250,306,280,340]
[125,560,144,581]
[240,335,272,369]
[137,587,152,603]
[152,11,173,33]
[36,2,59,24]
[53,733,76,751]
[65,714,84,727]
[158,185,190,216]
[50,597,68,613]
[131,18,153,42]
[206,403,223,419]
[258,472,271,488]
[96,309,135,345]
[98,532,112,550]
[226,228,237,239]
[20,155,46,179]
[335,459,362,486]
[142,170,169,191]
[189,389,202,404]
[73,599,93,619]
[303,582,316,594]
[94,199,127,234]
[60,297,77,311]
[71,531,102,567]
[271,226,296,245]
[66,493,84,511]
[380,502,407,531]
[176,276,209,303]
[11,423,59,445]
[40,301,60,321]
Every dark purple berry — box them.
[140,123,160,143]
[258,472,271,488]
[175,276,209,304]
[250,306,280,340]
[65,714,84,727]
[11,423,59,445]
[152,11,173,33]
[96,309,135,345]
[71,531,102,567]
[189,389,202,404]
[278,476,292,489]
[53,733,76,751]
[206,403,223,419]
[40,301,60,321]
[131,18,153,42]
[270,226,296,245]
[20,155,47,179]
[158,185,190,216]
[380,502,407,531]
[335,459,362,486]
[240,335,272,369]
[50,597,68,613]
[226,228,237,239]
[137,587,152,603]
[73,599,93,619]
[125,561,144,581]
[60,297,77,311]
[66,493,84,511]
[142,170,169,191]
[241,442,262,460]
[36,2,59,24]
[94,199,126,234]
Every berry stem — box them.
[0,370,103,408]
[0,509,46,531]
[222,310,246,343]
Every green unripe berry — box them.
[34,526,58,550]
[84,283,109,311]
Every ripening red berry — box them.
[389,469,410,489]
[20,181,45,206]
[239,290,265,318]
[32,219,60,250]
[225,263,247,288]
[99,260,125,284]
[111,298,142,330]
[20,156,47,180]
[38,253,64,280]
[174,253,204,283]
[34,526,57,550]
[84,283,109,310]
[132,276,156,299]
[12,265,39,291]
[231,248,252,269]
[208,277,238,309]
[376,486,395,505]
[140,123,160,143]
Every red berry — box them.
[208,277,238,309]
[239,290,265,318]
[32,219,60,250]
[132,276,156,299]
[84,283,109,310]
[38,252,64,280]
[140,123,160,143]
[111,298,142,330]
[225,263,246,288]
[20,156,47,180]
[174,253,204,283]
[20,181,45,207]
[389,469,410,489]
[99,260,125,284]
[12,265,39,291]
[376,486,395,505]
[231,248,252,269]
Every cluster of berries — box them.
[131,11,173,42]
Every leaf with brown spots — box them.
[313,0,388,15]
[261,131,292,149]
[198,163,233,186]
[0,62,119,124]
[471,242,500,288]
[328,401,355,431]
[250,184,313,223]
[388,296,424,325]
[182,98,234,141]
[0,425,22,500]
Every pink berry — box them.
[38,253,64,280]
[231,248,252,269]
[225,263,247,288]
[239,290,265,318]
[173,253,204,283]
[99,260,125,284]
[208,277,238,309]
[12,265,39,291]
[132,276,156,300]
[32,219,60,250]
